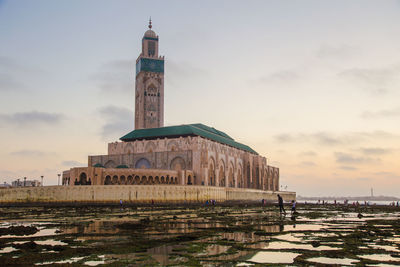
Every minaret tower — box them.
[135,19,165,129]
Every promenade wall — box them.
[0,185,295,204]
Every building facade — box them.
[63,21,280,192]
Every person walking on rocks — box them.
[277,194,286,215]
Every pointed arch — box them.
[104,160,117,168]
[170,156,186,171]
[135,158,151,169]
[208,157,216,186]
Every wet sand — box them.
[0,203,400,266]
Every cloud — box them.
[0,56,44,92]
[0,73,24,91]
[359,147,391,155]
[299,151,317,157]
[62,160,86,167]
[334,152,376,164]
[274,132,344,146]
[0,111,64,126]
[372,172,400,179]
[338,64,400,95]
[356,177,371,181]
[361,107,400,119]
[10,150,55,157]
[316,44,359,59]
[339,166,358,171]
[300,161,316,166]
[91,60,134,94]
[274,131,397,146]
[99,105,133,139]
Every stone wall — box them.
[0,186,295,204]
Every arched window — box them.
[104,176,111,185]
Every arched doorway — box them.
[79,173,87,185]
[104,175,111,185]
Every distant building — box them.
[62,20,280,192]
[11,179,41,187]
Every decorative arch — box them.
[167,140,179,151]
[127,175,133,185]
[104,160,117,168]
[79,172,87,185]
[170,156,186,171]
[145,141,156,153]
[246,163,251,189]
[124,143,134,154]
[218,160,225,187]
[208,157,216,186]
[228,162,234,187]
[237,167,243,188]
[134,176,140,184]
[135,158,151,169]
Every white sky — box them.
[0,0,400,197]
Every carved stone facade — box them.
[63,135,279,192]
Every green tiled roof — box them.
[120,123,258,154]
[116,165,129,168]
[93,163,105,168]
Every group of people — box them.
[277,194,296,215]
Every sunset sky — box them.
[1,0,399,197]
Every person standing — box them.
[291,200,296,215]
[277,194,286,215]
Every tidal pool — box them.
[0,204,399,266]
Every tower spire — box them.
[148,17,152,29]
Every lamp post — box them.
[41,176,43,186]
[58,174,61,186]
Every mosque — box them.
[62,21,280,192]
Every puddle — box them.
[205,244,230,255]
[306,257,359,265]
[0,246,18,253]
[274,233,304,242]
[248,251,300,264]
[84,260,105,266]
[359,254,400,262]
[147,244,183,265]
[283,224,327,231]
[369,244,400,252]
[35,239,68,246]
[264,241,339,251]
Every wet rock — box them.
[311,241,320,247]
[0,225,38,236]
